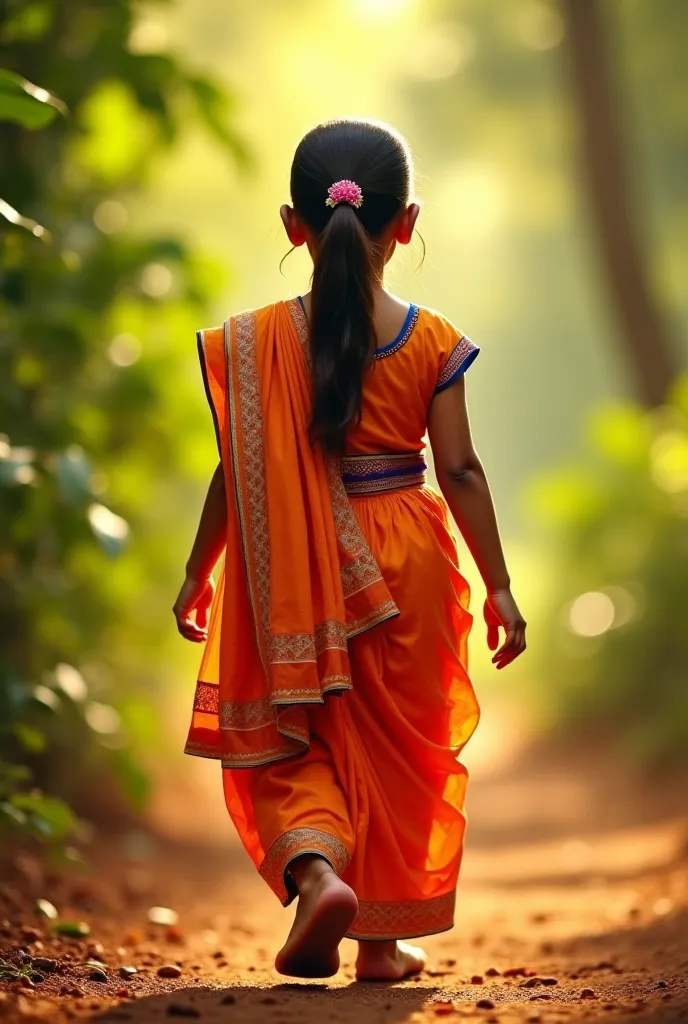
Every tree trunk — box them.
[561,0,677,406]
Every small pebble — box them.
[433,1001,455,1016]
[521,978,542,988]
[116,989,131,998]
[89,969,107,982]
[32,958,58,972]
[148,907,179,927]
[211,951,224,959]
[657,981,668,989]
[22,928,42,943]
[166,926,184,944]
[541,978,559,986]
[19,976,35,989]
[166,1004,199,1018]
[157,964,182,979]
[485,967,500,977]
[86,943,104,959]
[580,989,598,999]
[441,958,457,967]
[476,999,495,1009]
[119,966,137,978]
[471,974,483,984]
[219,994,236,1005]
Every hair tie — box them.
[325,179,364,210]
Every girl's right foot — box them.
[355,940,427,981]
[275,856,358,979]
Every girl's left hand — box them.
[173,573,215,643]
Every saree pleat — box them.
[186,299,480,940]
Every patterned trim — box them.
[374,304,420,360]
[226,312,271,672]
[347,600,398,638]
[219,696,274,730]
[192,680,219,714]
[341,452,427,496]
[347,891,456,941]
[435,335,479,393]
[269,620,349,664]
[260,828,351,905]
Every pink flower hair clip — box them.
[325,179,364,210]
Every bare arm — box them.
[173,462,226,643]
[427,377,526,669]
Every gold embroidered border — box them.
[347,600,398,639]
[347,891,456,941]
[436,334,478,392]
[268,620,349,663]
[260,827,351,905]
[226,312,271,672]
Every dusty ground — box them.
[1,747,687,1024]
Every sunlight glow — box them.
[651,430,688,493]
[440,161,507,238]
[87,503,130,542]
[109,332,142,367]
[408,23,475,81]
[356,0,414,19]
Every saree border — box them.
[197,330,222,457]
[346,890,456,941]
[260,827,351,905]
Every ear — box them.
[393,202,420,246]
[280,204,307,247]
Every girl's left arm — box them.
[173,462,226,642]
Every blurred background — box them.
[1,0,687,860]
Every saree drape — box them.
[185,299,480,940]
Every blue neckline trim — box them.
[295,298,419,360]
[374,303,419,359]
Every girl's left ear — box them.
[280,204,307,247]
[394,203,420,246]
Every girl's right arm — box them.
[427,376,526,669]
[173,462,226,643]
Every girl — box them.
[174,119,526,982]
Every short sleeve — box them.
[435,331,480,394]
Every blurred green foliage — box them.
[528,381,688,765]
[0,0,241,847]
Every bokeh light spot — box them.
[109,332,142,367]
[515,1,565,50]
[94,200,128,234]
[139,263,173,298]
[55,663,88,702]
[85,701,121,735]
[408,23,475,81]
[568,591,615,637]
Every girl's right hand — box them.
[483,588,527,670]
[173,573,215,643]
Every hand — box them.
[173,573,215,643]
[484,588,527,670]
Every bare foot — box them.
[275,859,358,979]
[355,940,427,981]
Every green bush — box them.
[0,0,242,849]
[528,382,688,765]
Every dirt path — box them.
[1,757,687,1024]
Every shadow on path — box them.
[97,983,435,1024]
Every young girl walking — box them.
[174,119,526,981]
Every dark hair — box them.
[290,119,413,452]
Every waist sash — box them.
[341,452,427,496]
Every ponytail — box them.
[309,203,378,452]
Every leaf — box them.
[54,447,93,504]
[13,724,46,753]
[1,3,54,43]
[51,921,90,938]
[0,68,67,128]
[11,792,78,840]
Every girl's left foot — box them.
[355,940,427,981]
[275,856,358,979]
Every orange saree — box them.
[186,298,480,940]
